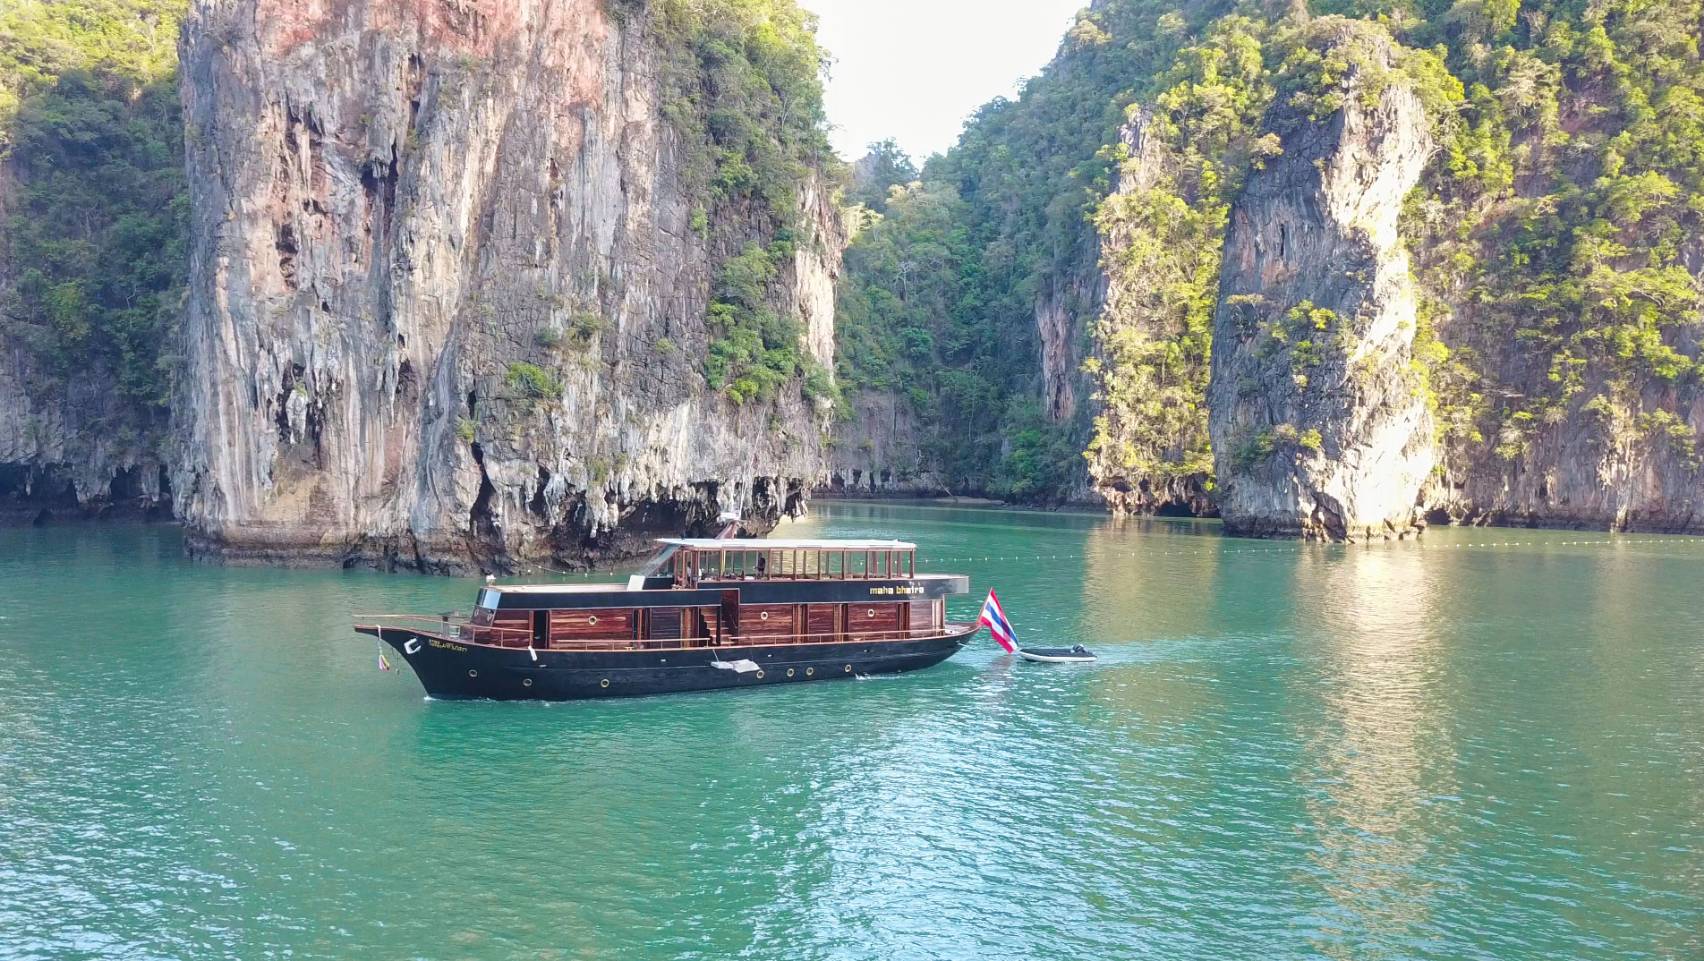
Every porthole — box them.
[522,678,533,688]
[866,609,876,617]
[599,678,610,689]
[468,669,478,678]
[759,611,770,621]
[786,668,796,678]
[755,670,765,679]
[587,615,599,625]
[805,667,815,677]
[844,664,852,673]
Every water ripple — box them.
[0,513,1701,960]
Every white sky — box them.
[801,0,1088,163]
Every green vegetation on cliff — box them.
[844,138,917,214]
[836,0,1703,505]
[0,0,187,433]
[836,1,1194,498]
[1085,14,1278,503]
[2,0,839,433]
[1392,0,1704,470]
[623,0,839,407]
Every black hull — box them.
[362,626,979,701]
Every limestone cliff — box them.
[0,338,173,523]
[0,0,183,524]
[1412,89,1704,536]
[842,2,1702,538]
[821,392,943,497]
[1,237,171,524]
[1207,23,1436,541]
[1083,109,1218,517]
[1422,289,1704,534]
[173,0,844,572]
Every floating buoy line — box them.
[500,533,1702,582]
[913,534,1704,567]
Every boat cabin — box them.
[659,537,918,586]
[453,538,965,651]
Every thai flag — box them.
[978,590,1018,653]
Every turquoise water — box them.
[1,502,1701,960]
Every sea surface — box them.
[1,502,1701,961]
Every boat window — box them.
[699,551,724,579]
[478,588,501,609]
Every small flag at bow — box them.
[978,589,1018,653]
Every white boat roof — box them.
[657,538,916,550]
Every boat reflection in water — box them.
[355,538,974,701]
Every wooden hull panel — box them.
[362,626,979,701]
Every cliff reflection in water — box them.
[1290,545,1456,956]
[1079,515,1225,648]
[4,512,1703,959]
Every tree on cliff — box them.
[846,139,918,214]
[835,0,1704,519]
[0,0,187,430]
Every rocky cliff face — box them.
[174,0,843,572]
[0,341,173,523]
[904,2,1702,539]
[1424,295,1704,534]
[1208,24,1436,540]
[1083,109,1219,517]
[1414,99,1704,536]
[821,392,942,497]
[0,1,182,525]
[1035,269,1095,428]
[0,180,173,523]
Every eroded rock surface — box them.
[174,0,842,572]
[822,392,943,497]
[1208,23,1436,541]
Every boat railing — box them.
[353,613,534,648]
[353,613,969,652]
[519,625,960,651]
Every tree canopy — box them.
[835,0,1704,504]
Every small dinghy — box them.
[1016,644,1097,664]
[978,590,1097,663]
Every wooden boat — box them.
[1016,644,1097,664]
[354,538,974,701]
